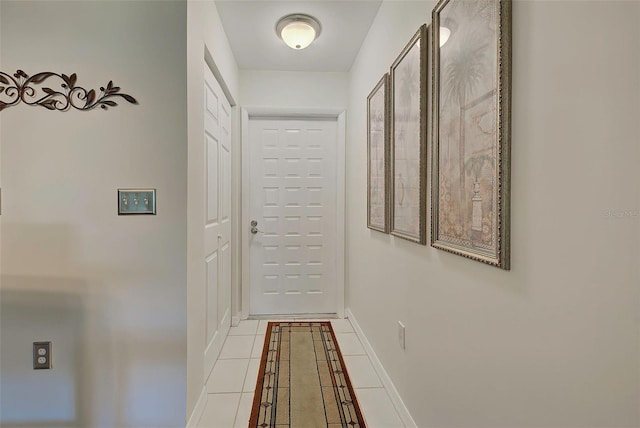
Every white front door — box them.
[248,118,339,315]
[203,63,231,373]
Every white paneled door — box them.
[204,64,231,373]
[248,118,339,315]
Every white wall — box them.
[346,1,640,427]
[240,70,348,111]
[186,0,240,419]
[0,1,187,427]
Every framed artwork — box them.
[390,24,428,244]
[367,74,390,233]
[431,0,512,269]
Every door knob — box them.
[250,220,263,235]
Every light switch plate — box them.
[118,189,156,215]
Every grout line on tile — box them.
[354,386,386,390]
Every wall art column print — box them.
[367,74,390,233]
[432,0,511,269]
[390,24,427,244]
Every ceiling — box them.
[215,1,383,72]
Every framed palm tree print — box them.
[367,74,390,233]
[390,24,428,244]
[432,0,512,269]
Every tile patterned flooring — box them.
[197,319,405,428]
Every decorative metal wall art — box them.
[0,70,138,111]
[432,0,512,269]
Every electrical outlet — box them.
[33,342,52,369]
[398,321,406,350]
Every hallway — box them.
[1,1,639,427]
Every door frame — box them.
[240,107,346,319]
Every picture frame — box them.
[390,24,428,244]
[367,74,390,233]
[431,0,512,269]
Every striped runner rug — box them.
[249,321,366,428]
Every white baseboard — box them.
[346,308,417,428]
[186,386,207,428]
[232,314,241,327]
[204,309,231,383]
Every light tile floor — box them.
[197,318,405,428]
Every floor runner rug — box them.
[249,321,366,428]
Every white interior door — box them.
[203,64,231,373]
[248,118,339,315]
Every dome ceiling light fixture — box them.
[276,14,322,50]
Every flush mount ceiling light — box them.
[276,14,321,50]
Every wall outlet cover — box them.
[33,341,52,369]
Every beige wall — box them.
[240,70,348,111]
[186,0,240,419]
[346,1,640,426]
[0,1,187,427]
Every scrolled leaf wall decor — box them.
[0,69,138,112]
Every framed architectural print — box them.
[367,74,390,233]
[390,24,428,244]
[431,0,512,269]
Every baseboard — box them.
[232,314,241,327]
[204,330,222,383]
[346,308,417,428]
[186,386,207,428]
[204,309,231,382]
[248,313,338,320]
